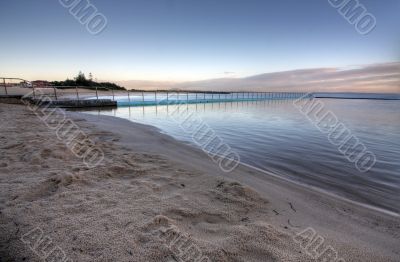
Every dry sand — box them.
[0,103,399,261]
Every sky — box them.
[117,62,400,93]
[0,0,399,88]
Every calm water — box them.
[80,98,400,215]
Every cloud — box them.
[118,62,400,93]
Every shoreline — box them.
[236,161,400,218]
[78,107,400,218]
[70,109,400,259]
[1,103,399,261]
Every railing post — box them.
[142,91,144,104]
[96,86,99,100]
[112,88,115,101]
[32,84,36,99]
[3,78,7,95]
[53,86,58,101]
[76,85,79,101]
[155,90,157,103]
[127,90,130,102]
[167,91,169,104]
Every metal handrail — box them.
[0,77,29,95]
[0,79,309,104]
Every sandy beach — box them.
[0,103,399,262]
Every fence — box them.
[0,78,308,106]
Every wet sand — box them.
[0,103,399,261]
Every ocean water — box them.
[80,97,400,215]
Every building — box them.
[32,80,51,87]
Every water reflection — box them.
[80,99,400,214]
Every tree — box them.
[51,71,126,90]
[75,71,88,86]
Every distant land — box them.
[52,72,126,90]
[314,92,400,100]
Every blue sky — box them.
[0,0,399,81]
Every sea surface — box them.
[79,96,400,215]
